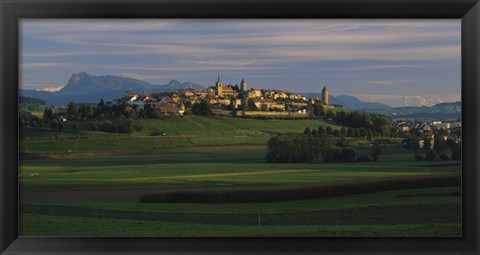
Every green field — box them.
[20,115,345,154]
[19,117,461,237]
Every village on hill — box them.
[113,76,336,118]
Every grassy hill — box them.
[20,116,343,155]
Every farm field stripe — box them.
[140,173,460,203]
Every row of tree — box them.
[266,134,382,163]
[91,116,144,134]
[316,110,400,137]
[304,125,402,139]
[405,134,461,161]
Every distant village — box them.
[393,119,462,148]
[111,76,335,118]
[20,76,462,147]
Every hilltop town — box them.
[113,76,336,118]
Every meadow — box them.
[20,115,344,154]
[19,116,461,237]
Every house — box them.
[171,93,180,103]
[157,103,183,116]
[220,85,238,98]
[399,123,410,134]
[159,96,172,104]
[183,89,196,97]
[248,88,262,98]
[231,98,242,109]
[132,100,145,109]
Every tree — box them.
[354,128,361,138]
[43,108,53,120]
[433,135,448,158]
[326,126,333,135]
[360,128,368,138]
[318,126,326,136]
[191,101,213,115]
[408,135,420,156]
[238,101,247,111]
[425,150,437,161]
[78,104,94,121]
[67,102,78,119]
[347,127,354,137]
[97,98,105,115]
[450,141,461,160]
[247,99,258,111]
[323,148,341,163]
[366,129,373,139]
[313,104,324,117]
[357,155,372,162]
[303,127,311,135]
[326,110,335,119]
[370,142,382,162]
[340,148,356,162]
[49,119,59,129]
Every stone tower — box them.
[241,78,247,92]
[215,75,223,96]
[322,86,329,105]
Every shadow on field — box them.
[21,202,460,226]
[139,173,460,203]
[19,145,268,167]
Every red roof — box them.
[157,103,179,112]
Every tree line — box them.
[318,110,402,137]
[21,100,148,134]
[266,133,382,164]
[405,133,461,161]
[303,124,401,139]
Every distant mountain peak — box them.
[21,72,205,105]
[168,79,181,85]
[72,71,89,77]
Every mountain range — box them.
[365,102,461,120]
[20,72,205,105]
[301,93,391,110]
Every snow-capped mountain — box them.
[353,94,461,107]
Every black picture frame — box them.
[1,0,479,254]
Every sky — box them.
[20,19,461,104]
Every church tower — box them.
[322,86,329,105]
[241,78,247,92]
[215,75,223,96]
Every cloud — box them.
[117,72,169,82]
[22,19,460,63]
[19,19,461,94]
[21,62,77,68]
[21,19,178,35]
[265,44,460,61]
[367,80,394,85]
[123,64,271,72]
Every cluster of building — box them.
[115,76,334,117]
[393,120,462,148]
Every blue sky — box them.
[20,19,461,105]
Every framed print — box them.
[1,0,479,254]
